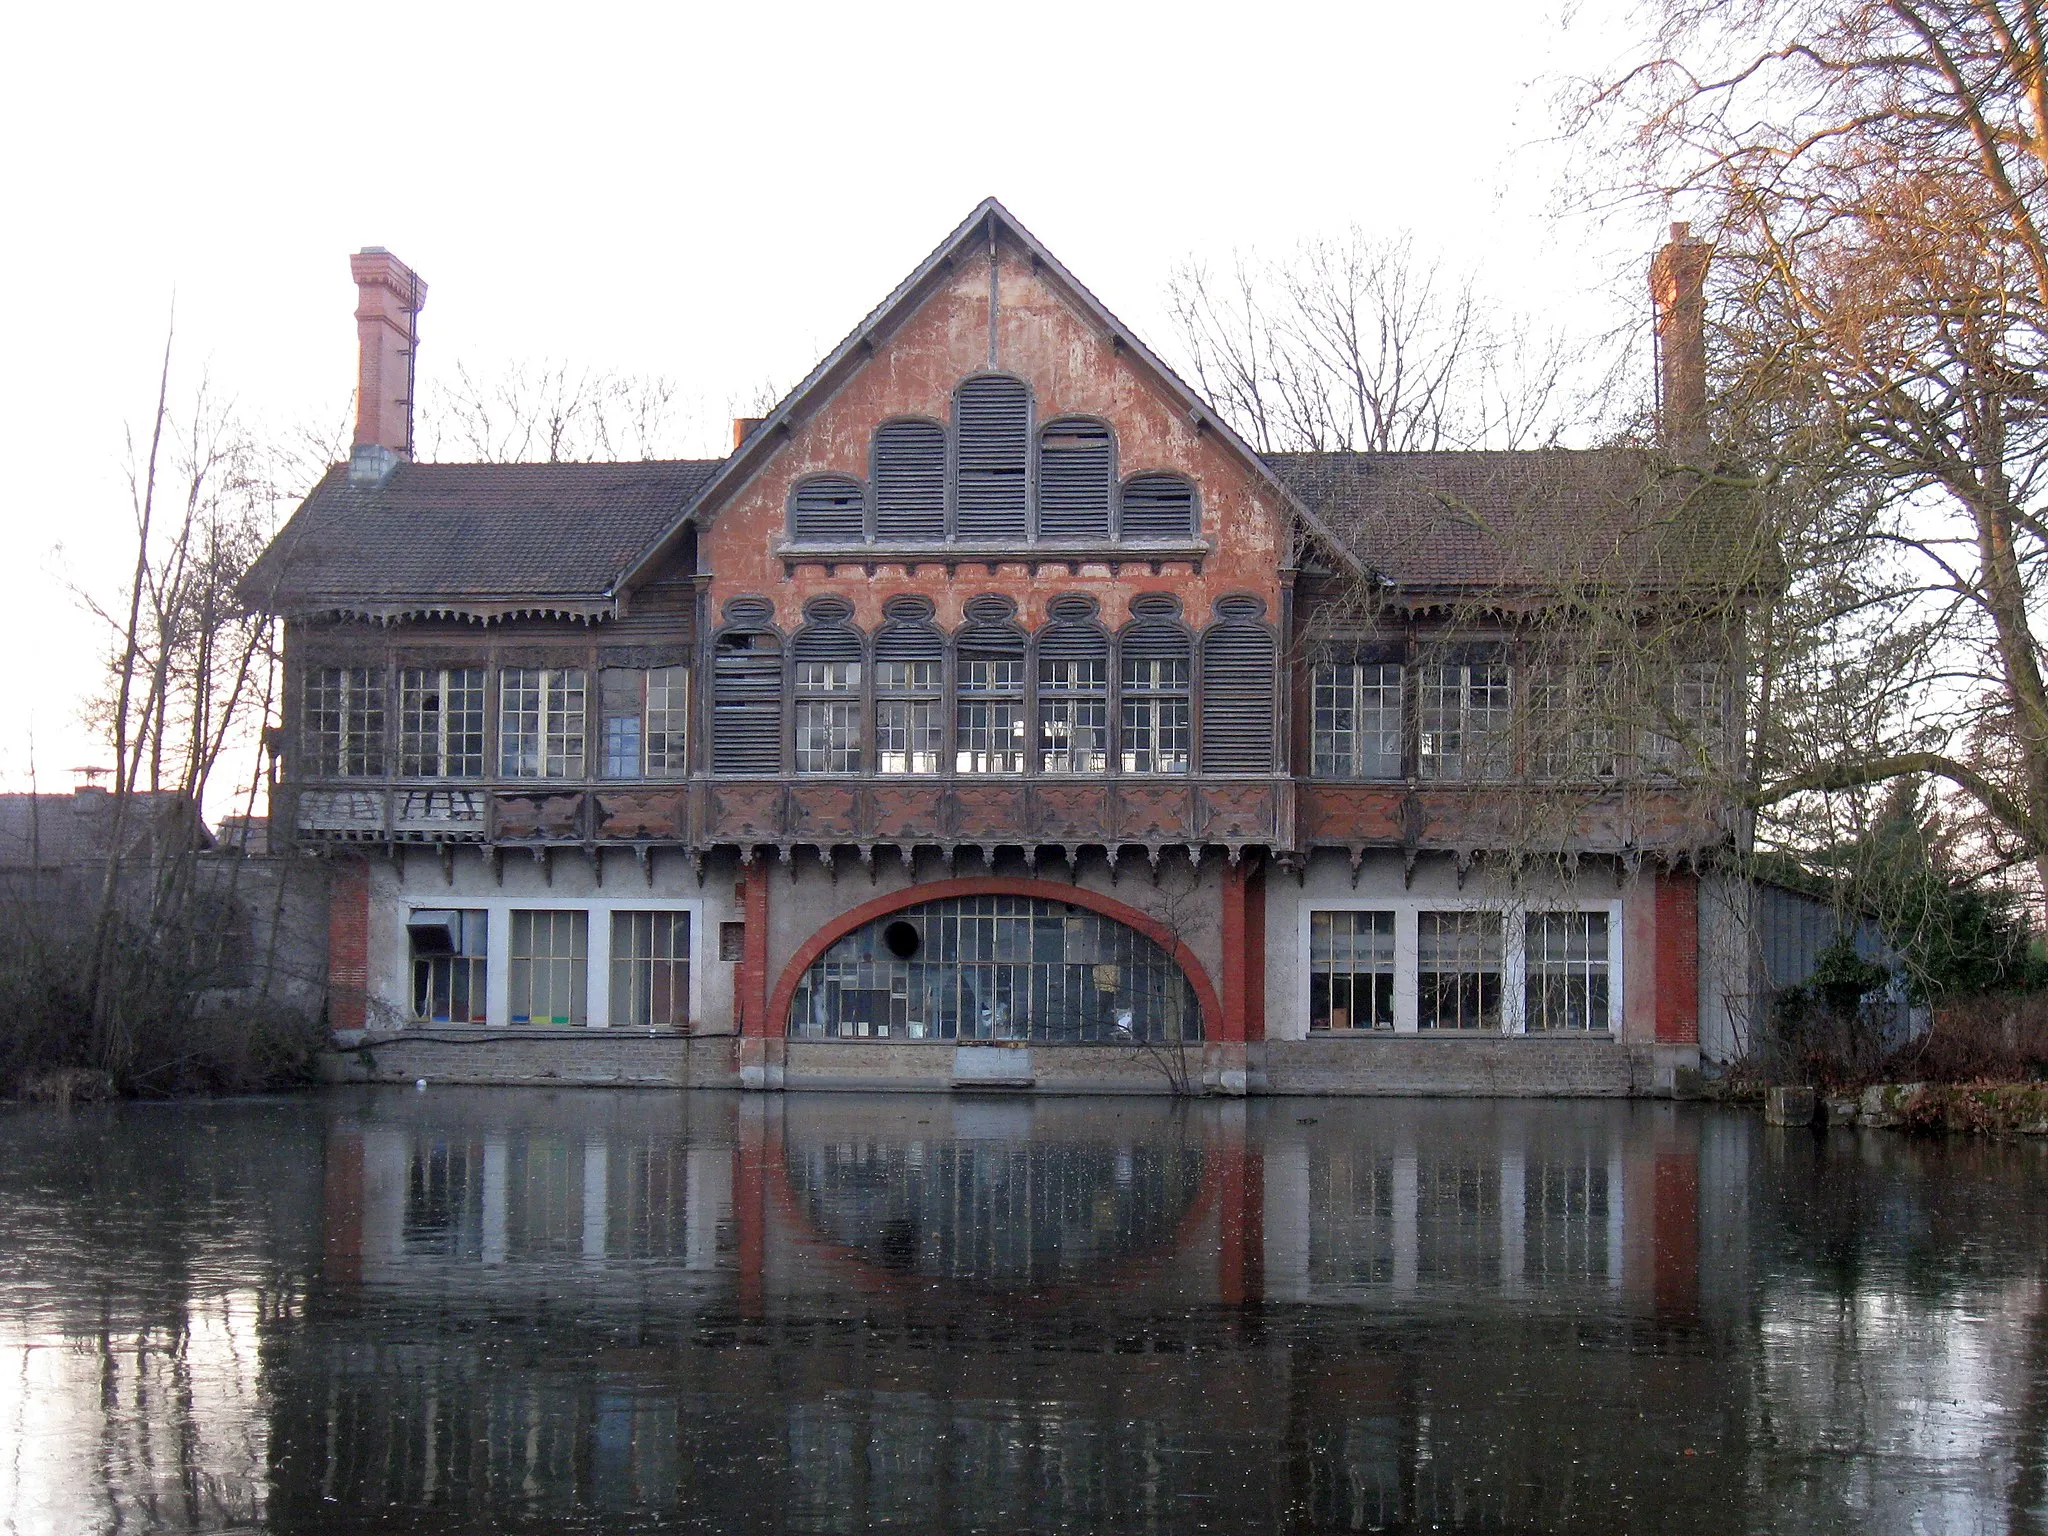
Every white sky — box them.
[0,0,1658,806]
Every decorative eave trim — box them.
[282,596,621,627]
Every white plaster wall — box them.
[1262,850,1634,1041]
[366,845,745,1033]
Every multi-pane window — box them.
[1120,657,1191,774]
[499,668,586,779]
[875,661,943,775]
[600,666,688,779]
[1418,661,1513,781]
[1642,663,1728,778]
[509,909,587,1026]
[302,666,386,777]
[1309,911,1396,1030]
[1525,912,1611,1031]
[1038,657,1109,773]
[611,911,691,1029]
[1417,911,1503,1030]
[398,667,485,778]
[409,908,486,1024]
[1529,666,1616,781]
[1312,661,1403,779]
[794,661,862,774]
[956,658,1026,774]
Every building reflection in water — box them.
[3,1092,2043,1533]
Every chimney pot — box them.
[732,416,766,451]
[350,248,427,462]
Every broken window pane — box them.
[399,667,485,778]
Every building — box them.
[252,202,1751,1095]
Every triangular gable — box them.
[617,197,1364,589]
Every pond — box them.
[1,1089,2044,1534]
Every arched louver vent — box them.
[1120,474,1198,541]
[958,594,1026,657]
[789,475,866,544]
[1120,593,1191,663]
[712,600,784,775]
[1037,419,1113,540]
[954,375,1029,540]
[792,597,862,663]
[1199,596,1276,774]
[876,595,942,663]
[872,420,947,541]
[1036,595,1106,660]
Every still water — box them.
[1,1089,2044,1535]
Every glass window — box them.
[1038,657,1108,773]
[499,668,587,779]
[1120,656,1190,774]
[794,661,861,774]
[1525,911,1611,1031]
[1642,663,1728,779]
[611,911,691,1029]
[956,657,1026,774]
[1312,662,1403,778]
[1418,662,1512,781]
[1308,911,1395,1030]
[1417,911,1503,1030]
[600,666,689,779]
[1529,666,1616,781]
[788,894,1198,1044]
[875,660,942,775]
[399,667,486,778]
[302,666,386,777]
[509,910,587,1025]
[410,908,487,1024]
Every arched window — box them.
[955,594,1026,774]
[789,474,866,544]
[953,375,1030,540]
[1036,594,1109,774]
[1036,418,1113,540]
[792,597,863,775]
[872,420,946,542]
[1119,594,1191,775]
[788,895,1200,1043]
[874,595,943,775]
[711,597,783,776]
[1119,473,1198,541]
[1198,594,1277,774]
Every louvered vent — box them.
[789,475,866,544]
[876,595,941,664]
[1120,474,1198,541]
[1121,592,1190,663]
[958,593,1025,660]
[1199,597,1275,774]
[954,375,1029,540]
[713,624,784,775]
[1037,594,1106,660]
[873,420,946,541]
[1037,419,1112,540]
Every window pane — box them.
[1307,910,1395,1029]
[610,910,691,1029]
[1417,911,1502,1030]
[508,909,588,1025]
[1418,663,1510,782]
[410,907,487,1024]
[1525,911,1610,1031]
[500,669,586,779]
[303,666,386,778]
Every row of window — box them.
[305,665,687,781]
[410,908,697,1027]
[1308,908,1613,1033]
[1312,660,1730,782]
[786,376,1200,546]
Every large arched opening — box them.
[765,877,1222,1044]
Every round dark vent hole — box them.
[883,920,922,960]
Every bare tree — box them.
[419,360,698,462]
[1166,229,1583,453]
[1572,0,2048,908]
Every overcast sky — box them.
[0,0,1657,804]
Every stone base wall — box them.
[320,1032,1692,1097]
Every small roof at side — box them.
[246,459,721,620]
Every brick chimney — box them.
[1651,222,1710,447]
[732,416,765,451]
[349,248,427,485]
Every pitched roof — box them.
[246,459,720,618]
[1266,448,1760,597]
[616,197,1361,587]
[0,790,212,871]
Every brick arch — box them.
[765,876,1221,1040]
